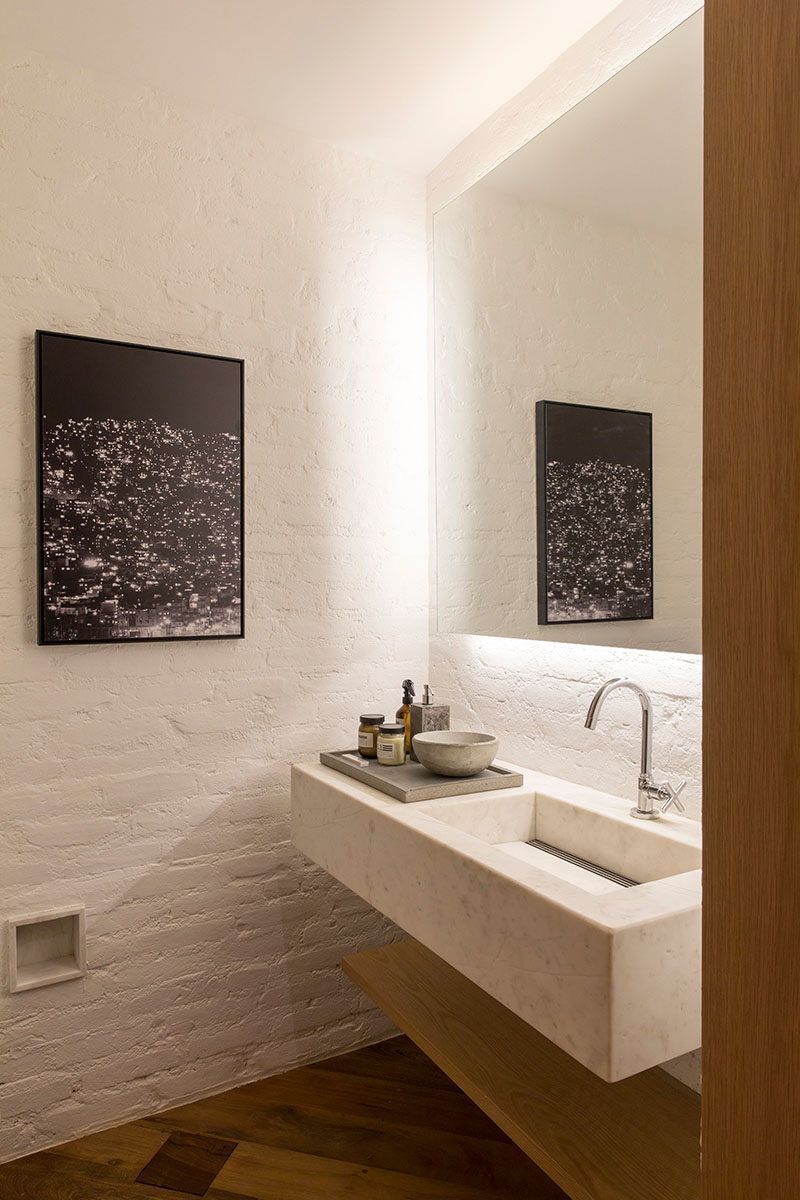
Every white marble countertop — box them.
[291,758,701,1081]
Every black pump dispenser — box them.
[396,679,415,753]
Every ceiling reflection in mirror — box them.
[433,12,702,653]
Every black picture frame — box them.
[536,400,653,625]
[36,330,245,645]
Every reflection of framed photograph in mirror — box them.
[535,400,653,625]
[432,9,701,651]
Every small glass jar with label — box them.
[377,722,406,766]
[358,714,385,759]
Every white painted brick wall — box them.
[0,48,427,1162]
[434,186,702,652]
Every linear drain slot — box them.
[525,839,639,888]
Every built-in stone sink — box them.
[291,761,701,1082]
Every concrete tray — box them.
[319,749,523,802]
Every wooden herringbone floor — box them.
[0,1036,567,1199]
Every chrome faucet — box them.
[584,678,686,820]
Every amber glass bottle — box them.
[395,679,415,754]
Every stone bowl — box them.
[412,731,499,777]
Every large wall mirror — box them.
[433,11,702,653]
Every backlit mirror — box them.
[433,12,702,652]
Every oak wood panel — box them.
[344,938,701,1200]
[703,1,800,1196]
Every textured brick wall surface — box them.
[0,49,427,1162]
[434,186,702,651]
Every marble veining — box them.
[291,760,701,1082]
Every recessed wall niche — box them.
[7,907,86,994]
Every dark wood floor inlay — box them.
[0,1037,569,1198]
[135,1130,237,1196]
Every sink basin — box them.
[291,761,701,1081]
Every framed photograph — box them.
[536,400,653,625]
[37,331,244,644]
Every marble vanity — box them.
[291,760,701,1082]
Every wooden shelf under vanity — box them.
[343,939,700,1200]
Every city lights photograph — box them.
[36,332,244,644]
[536,400,653,625]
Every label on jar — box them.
[358,730,373,749]
[377,737,404,765]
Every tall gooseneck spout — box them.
[584,677,653,780]
[584,677,686,819]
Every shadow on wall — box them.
[0,769,402,1163]
[1,586,411,1163]
[1,82,426,1162]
